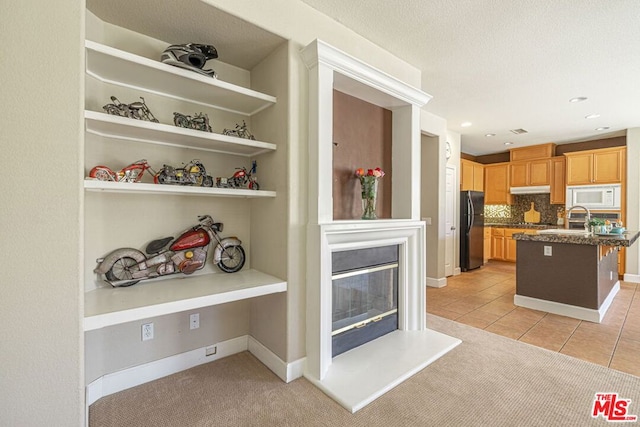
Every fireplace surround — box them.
[301,40,461,412]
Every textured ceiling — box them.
[301,0,640,155]
[86,0,285,70]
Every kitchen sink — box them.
[537,229,591,235]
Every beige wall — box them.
[0,1,85,425]
[625,128,640,277]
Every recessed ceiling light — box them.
[596,126,610,131]
[569,97,588,103]
[461,122,472,127]
[485,133,496,137]
[504,142,514,146]
[585,114,600,119]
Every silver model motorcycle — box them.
[154,159,214,187]
[102,96,159,123]
[94,215,245,287]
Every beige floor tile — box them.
[485,322,527,340]
[427,306,462,320]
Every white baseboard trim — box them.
[426,276,447,288]
[514,282,620,323]
[247,336,305,383]
[86,334,305,422]
[623,273,640,283]
[86,335,248,407]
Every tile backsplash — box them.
[485,194,563,224]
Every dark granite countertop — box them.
[512,230,640,247]
[485,223,559,230]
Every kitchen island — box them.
[512,230,640,323]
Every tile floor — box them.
[427,261,640,377]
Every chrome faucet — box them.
[566,205,591,231]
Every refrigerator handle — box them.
[467,194,473,232]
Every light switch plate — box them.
[544,246,552,256]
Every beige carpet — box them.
[90,314,640,426]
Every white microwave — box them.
[566,184,621,210]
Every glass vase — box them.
[360,177,379,220]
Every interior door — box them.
[445,166,455,276]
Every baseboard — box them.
[247,336,305,383]
[86,335,248,408]
[623,273,640,283]
[86,334,305,421]
[514,282,620,323]
[426,276,447,288]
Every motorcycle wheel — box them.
[202,175,214,187]
[248,181,260,191]
[217,245,245,273]
[105,256,140,286]
[90,167,115,181]
[156,171,170,184]
[174,115,190,128]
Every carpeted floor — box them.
[89,314,640,426]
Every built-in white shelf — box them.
[85,111,276,156]
[84,269,287,331]
[85,40,276,115]
[84,180,276,198]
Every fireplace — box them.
[332,245,399,357]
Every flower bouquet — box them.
[355,167,385,220]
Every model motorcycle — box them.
[222,120,255,140]
[154,159,214,187]
[173,112,212,132]
[103,96,159,123]
[94,215,246,287]
[216,160,259,190]
[89,159,156,183]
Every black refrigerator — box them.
[460,190,484,271]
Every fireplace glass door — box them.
[331,245,399,357]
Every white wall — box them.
[0,1,84,425]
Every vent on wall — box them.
[510,128,528,135]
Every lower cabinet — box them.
[490,227,538,262]
[483,227,491,264]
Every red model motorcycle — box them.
[89,159,156,183]
[216,160,260,190]
[94,215,245,287]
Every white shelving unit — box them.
[84,270,287,331]
[84,39,286,330]
[85,111,276,156]
[84,180,276,198]
[85,40,276,115]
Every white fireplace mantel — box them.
[301,40,460,412]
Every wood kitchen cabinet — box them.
[510,159,551,187]
[491,227,538,262]
[484,163,511,205]
[565,147,625,185]
[550,156,566,204]
[461,159,484,191]
[483,227,491,263]
[510,143,556,162]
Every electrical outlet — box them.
[544,246,552,256]
[190,313,200,330]
[142,323,154,341]
[206,345,217,356]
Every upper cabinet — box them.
[461,159,484,191]
[565,147,626,185]
[509,143,556,162]
[509,159,551,187]
[484,163,511,205]
[550,157,566,204]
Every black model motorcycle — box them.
[173,112,212,132]
[154,159,214,187]
[103,96,159,123]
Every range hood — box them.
[510,185,551,195]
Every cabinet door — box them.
[505,236,517,262]
[491,236,504,260]
[566,152,593,185]
[461,160,474,191]
[509,162,528,187]
[593,149,623,183]
[529,159,551,186]
[550,157,566,204]
[473,163,484,191]
[484,163,511,205]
